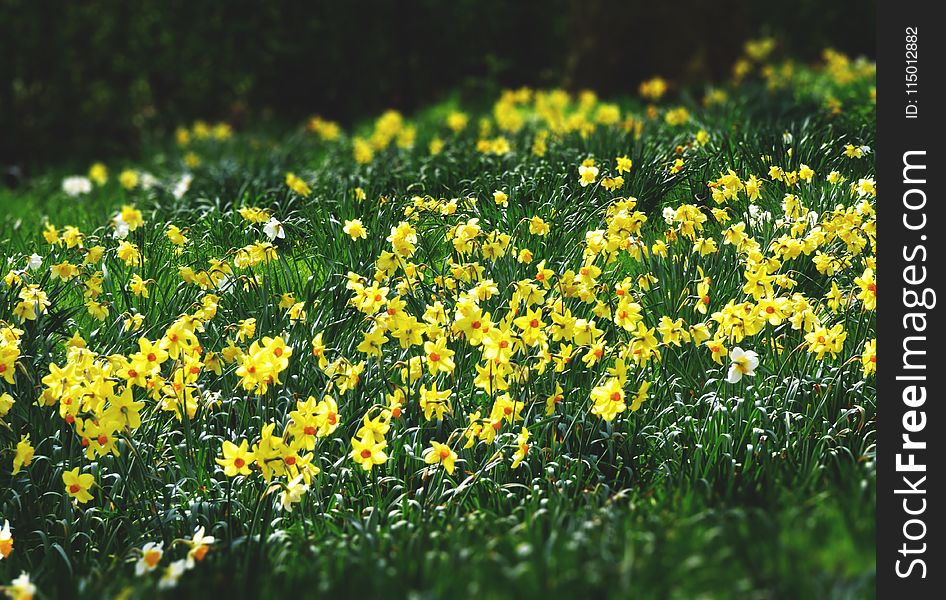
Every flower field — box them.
[0,44,876,598]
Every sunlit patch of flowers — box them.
[4,44,876,595]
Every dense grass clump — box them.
[0,44,875,598]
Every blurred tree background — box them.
[0,0,874,177]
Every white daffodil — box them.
[158,559,187,590]
[726,346,759,383]
[113,215,130,240]
[184,526,216,568]
[263,218,285,241]
[135,542,164,576]
[280,474,309,512]
[26,253,42,271]
[62,176,92,197]
[172,173,193,200]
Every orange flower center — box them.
[234,458,245,468]
[360,449,373,459]
[610,392,622,402]
[69,484,81,494]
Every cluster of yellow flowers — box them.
[3,150,876,499]
[1,45,875,591]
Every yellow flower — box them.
[12,435,34,475]
[424,338,456,376]
[424,441,457,475]
[798,164,814,182]
[578,164,598,187]
[529,216,550,236]
[631,381,650,412]
[285,172,312,197]
[590,377,626,421]
[446,112,468,133]
[615,155,633,174]
[861,339,876,377]
[62,468,95,504]
[215,440,255,477]
[350,432,388,471]
[88,162,108,185]
[129,274,150,298]
[343,219,367,240]
[419,383,452,421]
[119,169,139,190]
[510,427,530,469]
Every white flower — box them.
[8,572,36,598]
[158,559,188,589]
[113,215,130,240]
[215,274,234,293]
[139,172,158,190]
[62,176,92,197]
[1,519,12,559]
[135,542,164,575]
[662,207,676,225]
[280,474,309,512]
[263,218,285,241]
[184,526,216,568]
[26,253,42,271]
[172,174,193,200]
[748,204,771,227]
[726,347,759,383]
